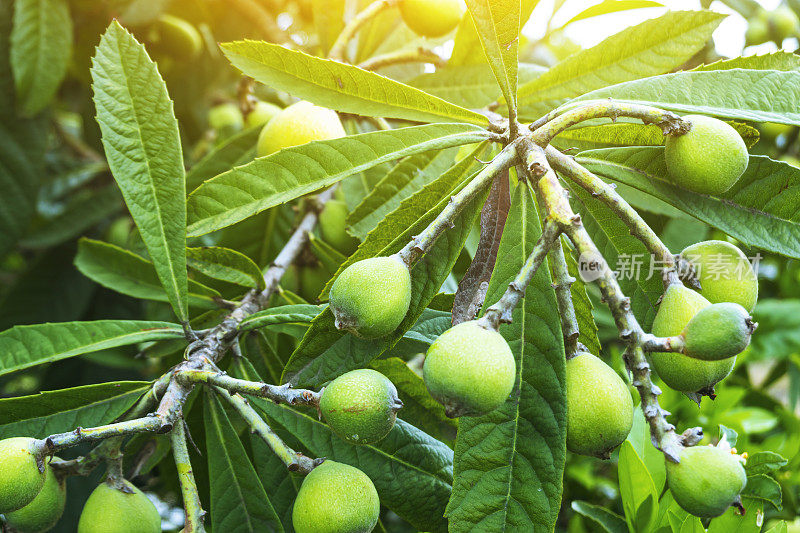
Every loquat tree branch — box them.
[329,0,400,61]
[178,369,321,407]
[357,47,446,71]
[172,421,206,532]
[212,386,321,474]
[517,137,693,462]
[547,236,581,358]
[397,144,519,267]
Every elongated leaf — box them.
[283,164,490,387]
[571,501,627,533]
[348,148,458,239]
[450,0,537,67]
[188,124,491,236]
[233,359,452,533]
[517,11,723,117]
[618,440,658,532]
[464,0,521,111]
[187,246,265,289]
[693,51,800,71]
[91,22,189,320]
[186,126,260,191]
[575,69,800,125]
[0,319,183,376]
[577,148,800,259]
[560,0,662,27]
[204,392,284,532]
[0,382,148,439]
[10,0,72,115]
[75,238,220,308]
[221,40,487,125]
[446,185,566,532]
[239,304,326,331]
[370,357,457,444]
[410,64,544,110]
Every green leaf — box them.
[627,409,666,492]
[186,126,260,192]
[409,64,544,109]
[283,161,488,387]
[559,0,663,28]
[718,424,739,447]
[576,149,800,260]
[187,124,491,236]
[450,0,537,66]
[0,382,149,439]
[0,319,183,376]
[618,440,659,533]
[204,392,284,532]
[75,238,220,309]
[232,359,453,533]
[570,501,627,533]
[21,185,124,248]
[517,11,723,117]
[239,304,326,332]
[764,522,789,533]
[91,21,189,321]
[446,185,566,532]
[463,0,521,111]
[575,69,800,125]
[347,147,458,239]
[10,0,72,115]
[312,0,345,56]
[693,51,800,71]
[742,474,782,510]
[187,246,265,290]
[220,40,487,126]
[745,451,788,475]
[370,357,457,444]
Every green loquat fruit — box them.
[399,0,465,37]
[0,437,46,514]
[244,101,282,129]
[665,115,748,195]
[292,461,380,533]
[77,479,161,533]
[256,100,346,158]
[319,200,359,256]
[683,302,755,361]
[320,369,403,445]
[681,240,758,312]
[667,445,747,518]
[423,320,516,418]
[329,256,411,339]
[566,352,634,458]
[5,461,67,533]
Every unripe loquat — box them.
[77,479,161,533]
[0,437,46,514]
[257,100,345,157]
[681,240,758,312]
[5,461,67,533]
[683,302,755,361]
[329,256,411,339]
[423,320,516,418]
[399,0,465,37]
[667,445,747,518]
[245,101,282,129]
[320,369,403,445]
[319,200,359,256]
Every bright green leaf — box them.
[187,246,265,290]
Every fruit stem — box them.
[517,137,684,462]
[357,47,446,71]
[171,420,207,532]
[479,219,562,330]
[212,386,321,475]
[178,369,321,407]
[545,146,685,288]
[547,235,581,357]
[397,143,519,267]
[329,0,400,61]
[528,99,692,142]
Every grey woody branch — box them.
[178,369,321,407]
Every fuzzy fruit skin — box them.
[683,302,753,361]
[0,437,46,513]
[320,369,402,444]
[245,101,282,129]
[5,461,67,533]
[399,0,465,37]
[664,115,748,195]
[319,200,359,255]
[650,285,735,393]
[329,256,411,339]
[566,352,634,458]
[257,100,346,157]
[292,461,379,533]
[681,240,758,312]
[77,479,161,533]
[423,320,516,417]
[667,445,747,518]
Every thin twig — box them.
[178,370,321,407]
[329,0,399,61]
[357,47,446,71]
[172,421,206,532]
